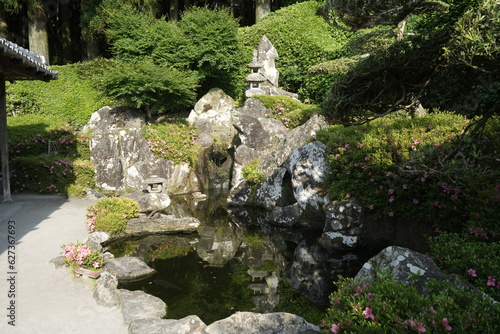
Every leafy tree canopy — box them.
[321,0,499,129]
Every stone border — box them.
[54,231,321,334]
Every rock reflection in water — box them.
[109,192,376,323]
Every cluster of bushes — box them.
[318,112,500,332]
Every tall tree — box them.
[255,0,271,21]
[170,0,179,21]
[60,0,73,63]
[28,0,49,62]
[0,3,8,38]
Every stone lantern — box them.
[244,50,267,97]
[145,175,167,193]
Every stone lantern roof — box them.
[244,72,267,83]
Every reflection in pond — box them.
[107,192,378,324]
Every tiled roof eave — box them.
[0,38,58,82]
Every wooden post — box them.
[0,72,11,202]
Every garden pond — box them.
[106,191,382,324]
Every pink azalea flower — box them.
[93,262,100,268]
[410,320,427,332]
[487,276,496,286]
[468,269,477,277]
[363,307,375,320]
[331,323,341,333]
[442,318,452,331]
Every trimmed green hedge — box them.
[6,64,112,129]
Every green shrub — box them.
[100,59,199,118]
[145,118,201,166]
[322,271,499,333]
[239,1,351,103]
[7,114,94,196]
[179,7,246,97]
[254,95,319,129]
[6,64,112,129]
[86,197,139,236]
[242,159,265,184]
[316,112,500,232]
[428,231,500,302]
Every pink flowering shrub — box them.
[429,231,500,301]
[316,113,500,232]
[60,241,104,273]
[85,197,139,236]
[7,114,95,195]
[322,271,499,333]
[146,118,200,167]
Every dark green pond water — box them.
[107,193,378,325]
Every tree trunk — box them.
[60,1,73,63]
[0,3,8,39]
[28,4,50,63]
[170,0,179,22]
[255,0,271,22]
[84,35,99,60]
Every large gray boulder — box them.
[355,246,450,283]
[202,312,320,334]
[87,106,206,194]
[187,88,236,140]
[284,141,330,212]
[272,115,329,168]
[228,96,329,217]
[105,256,156,281]
[88,106,175,192]
[129,316,206,334]
[119,289,167,325]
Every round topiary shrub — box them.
[86,197,139,236]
